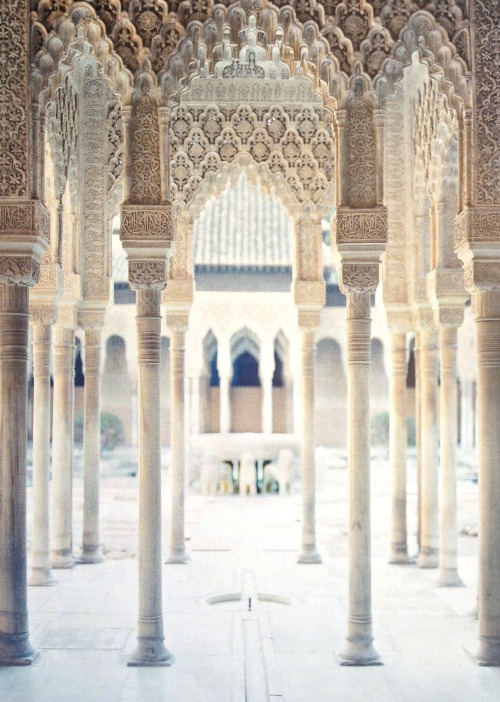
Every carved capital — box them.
[339,263,379,294]
[435,307,465,328]
[464,261,500,293]
[166,312,190,333]
[0,256,40,286]
[32,262,64,296]
[78,305,106,330]
[29,303,57,326]
[297,309,322,331]
[162,277,194,307]
[129,260,167,290]
[332,207,387,245]
[0,200,50,249]
[56,302,78,330]
[385,307,413,333]
[293,280,326,308]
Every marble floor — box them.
[1,448,499,702]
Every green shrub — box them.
[370,412,417,447]
[74,412,124,451]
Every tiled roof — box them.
[194,174,292,270]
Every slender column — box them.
[438,326,463,586]
[0,286,37,664]
[474,290,500,665]
[166,327,189,564]
[261,373,273,434]
[220,374,231,434]
[51,324,75,569]
[79,328,104,564]
[414,332,422,552]
[416,328,440,568]
[292,373,302,435]
[29,323,55,586]
[128,289,171,666]
[388,331,412,564]
[297,327,321,564]
[340,292,381,665]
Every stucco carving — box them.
[334,208,387,244]
[0,0,29,198]
[129,70,162,205]
[473,0,500,206]
[129,260,167,290]
[340,264,379,294]
[0,257,40,287]
[121,207,172,242]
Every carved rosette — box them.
[333,208,387,245]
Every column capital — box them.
[427,268,467,327]
[78,304,106,331]
[30,303,57,327]
[385,306,413,333]
[162,277,194,308]
[339,263,379,295]
[129,260,168,290]
[0,200,50,287]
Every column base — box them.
[0,633,38,666]
[78,545,104,564]
[51,549,75,569]
[127,637,173,667]
[165,550,190,565]
[388,545,415,565]
[28,567,56,587]
[339,637,382,666]
[416,548,439,569]
[472,638,500,666]
[438,570,464,587]
[297,545,322,564]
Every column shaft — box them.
[167,329,189,564]
[51,324,75,569]
[80,328,104,564]
[438,327,463,586]
[262,375,273,434]
[417,328,440,568]
[475,291,500,665]
[414,333,422,551]
[29,323,55,586]
[128,289,171,666]
[297,328,321,563]
[220,375,231,434]
[340,292,380,665]
[388,331,411,563]
[0,286,36,664]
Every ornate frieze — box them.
[473,0,500,206]
[121,206,172,244]
[333,207,387,245]
[455,207,500,249]
[0,0,29,199]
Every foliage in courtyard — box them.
[74,413,124,451]
[371,412,416,447]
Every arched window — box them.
[232,351,260,387]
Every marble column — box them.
[166,325,189,564]
[128,289,171,666]
[51,324,75,569]
[261,373,274,434]
[388,331,412,564]
[438,326,463,586]
[219,373,231,434]
[414,332,422,552]
[416,328,440,569]
[0,286,37,664]
[29,322,55,586]
[79,328,104,564]
[297,326,321,564]
[473,290,500,665]
[340,292,381,665]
